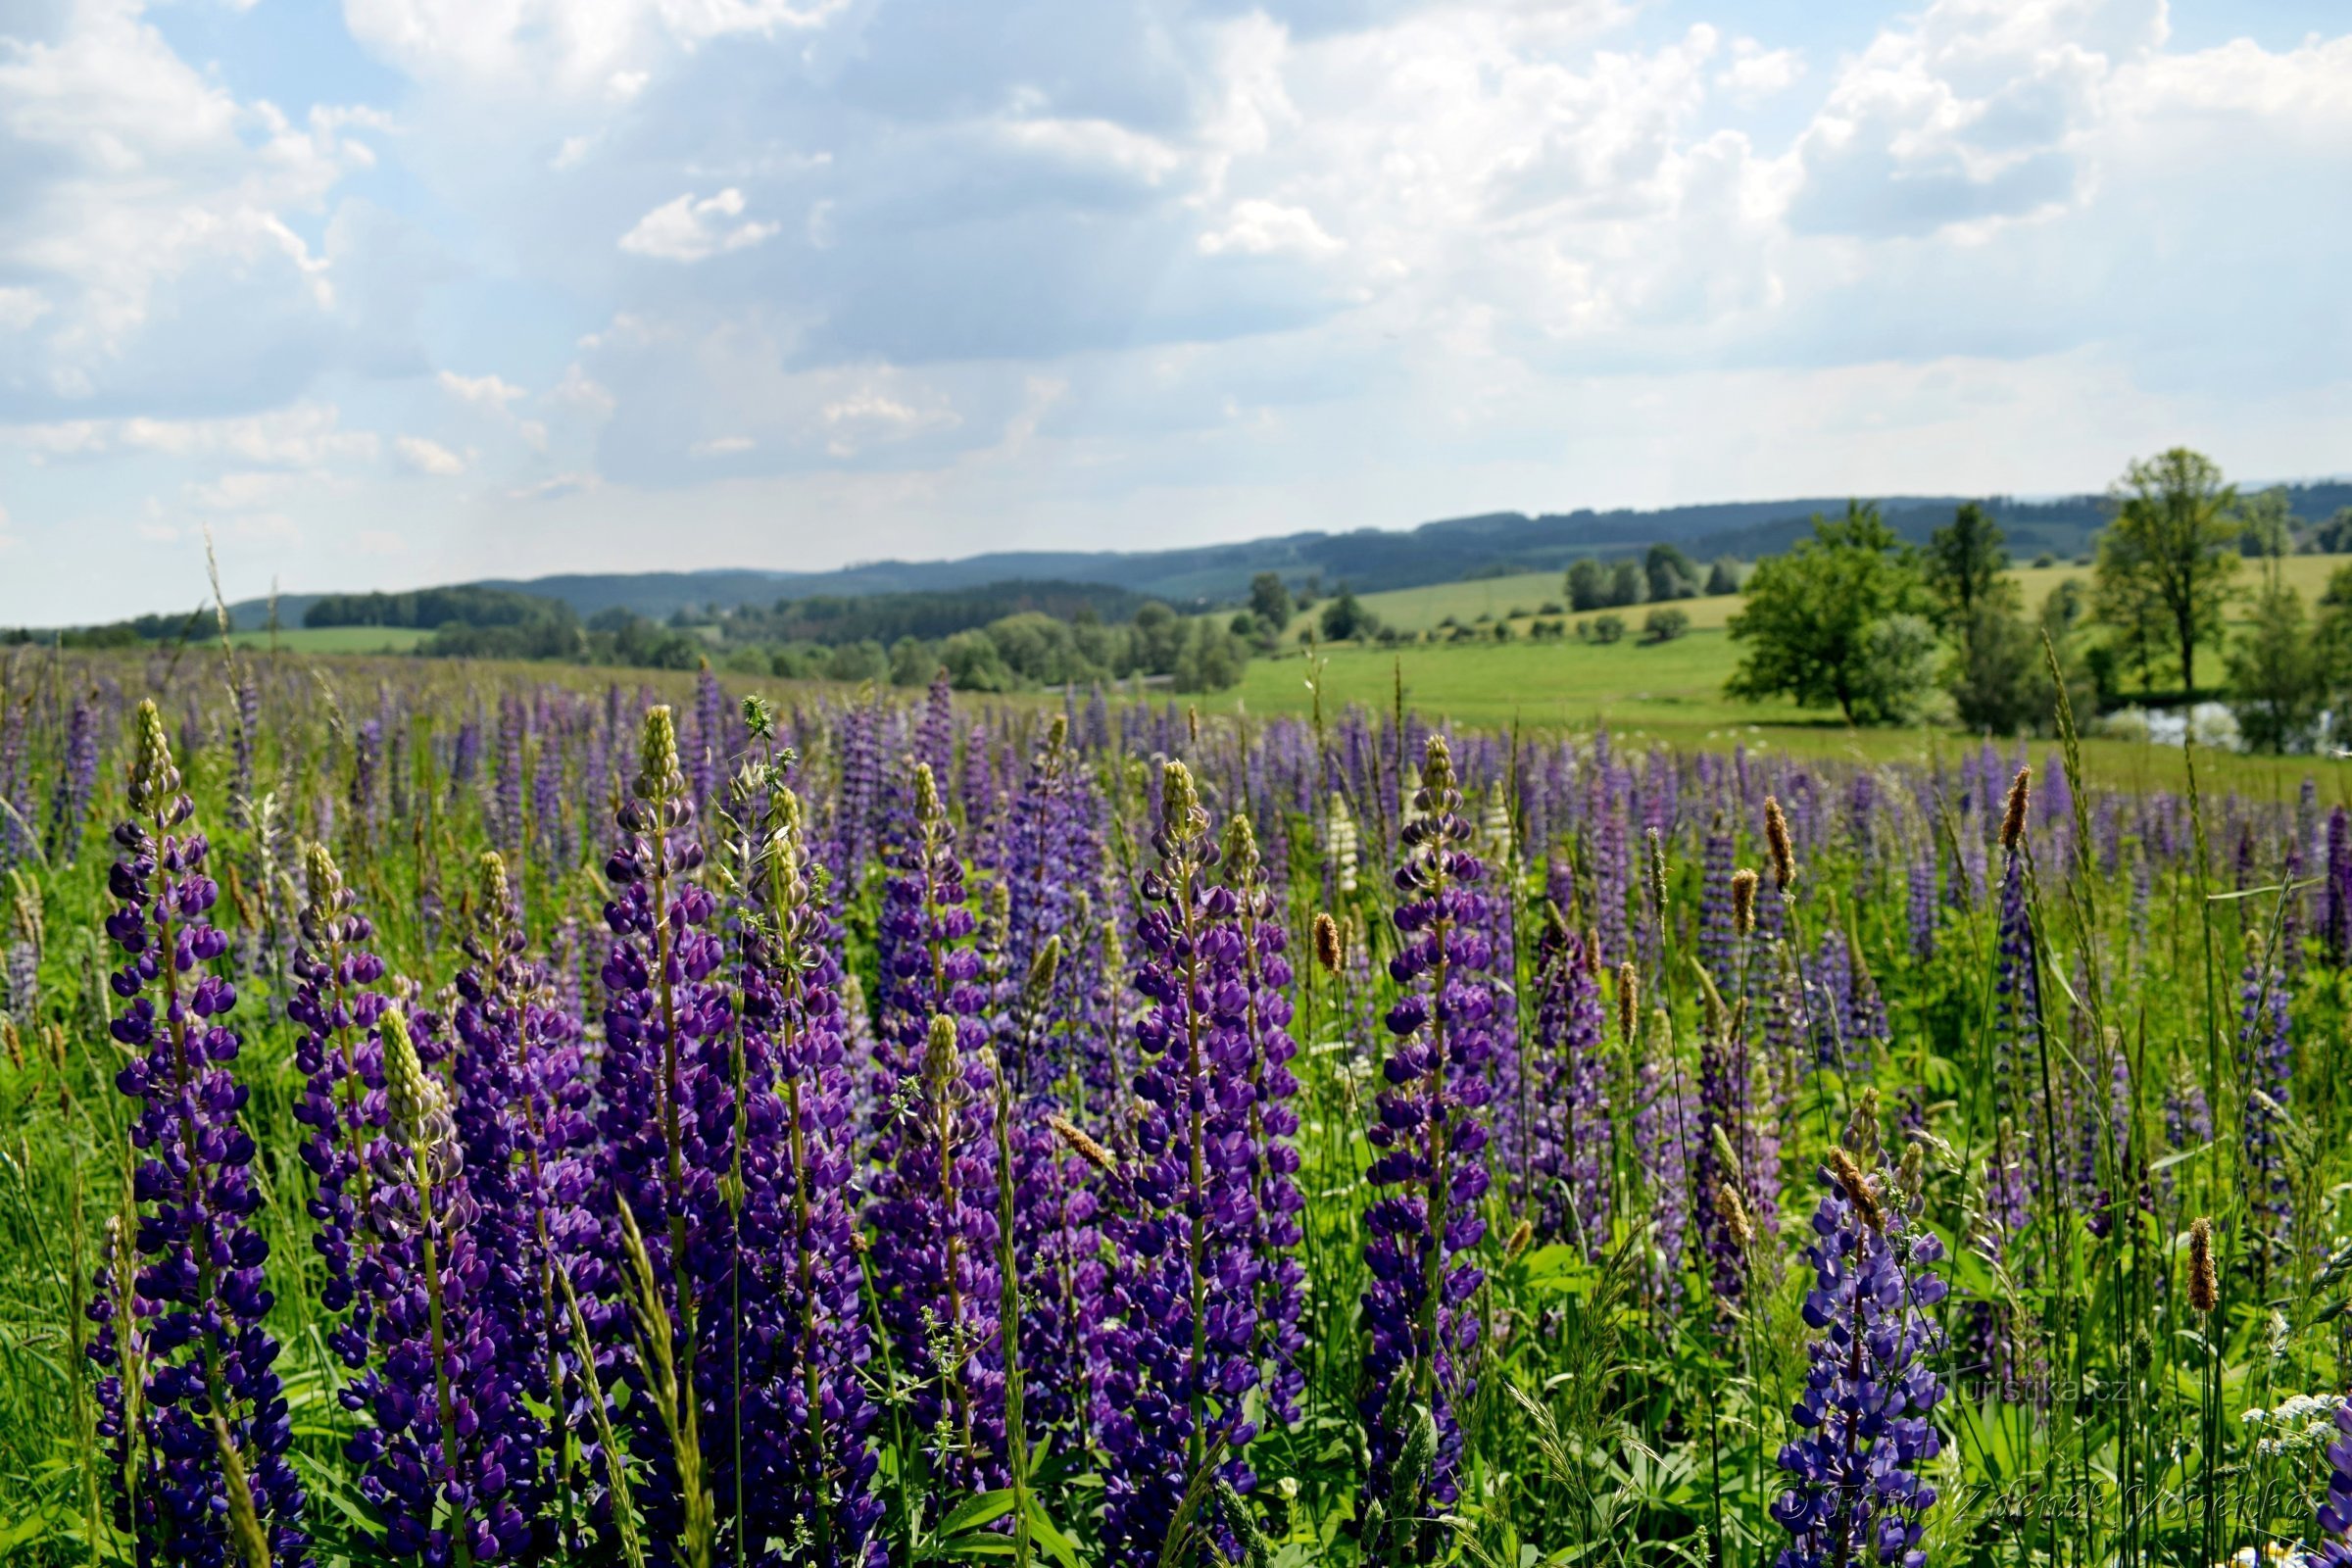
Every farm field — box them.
[3,649,2351,1568]
[1290,553,2352,642]
[221,623,433,654]
[1216,631,2339,797]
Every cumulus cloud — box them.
[618,189,782,262]
[2,0,2350,625]
[395,435,466,474]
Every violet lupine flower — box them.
[1359,737,1494,1554]
[730,782,885,1564]
[2305,1396,2352,1565]
[443,852,602,1555]
[1100,760,1265,1567]
[865,761,1005,1491]
[2237,949,2293,1243]
[289,845,391,1378]
[1526,910,1609,1257]
[1698,816,1737,996]
[594,706,740,1545]
[46,697,98,863]
[1770,1152,1947,1568]
[1991,847,2041,1197]
[1222,813,1305,1430]
[86,700,312,1567]
[1634,1018,1696,1311]
[919,666,955,788]
[349,1005,536,1562]
[987,720,1114,1449]
[2328,808,2352,966]
[1696,985,1780,1303]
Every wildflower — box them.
[1359,737,1495,1556]
[87,701,311,1566]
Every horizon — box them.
[4,0,2349,624]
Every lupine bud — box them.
[1313,911,1343,974]
[1731,868,1758,938]
[1826,1148,1885,1233]
[1616,961,1640,1048]
[2001,767,2031,854]
[2188,1217,2219,1312]
[1764,797,1794,890]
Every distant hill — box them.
[215,479,2352,630]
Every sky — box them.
[0,0,2347,625]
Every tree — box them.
[1249,572,1293,630]
[2092,447,2239,697]
[1320,585,1380,643]
[1608,560,1646,608]
[2234,486,2295,560]
[1644,543,1699,602]
[1590,612,1626,644]
[2228,584,2324,753]
[1922,503,2012,631]
[1725,502,1926,724]
[2315,508,2352,555]
[1566,559,1607,612]
[1642,608,1690,644]
[1705,558,1741,596]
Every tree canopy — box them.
[1725,502,1927,725]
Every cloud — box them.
[395,435,466,474]
[617,188,782,262]
[5,0,2352,627]
[438,370,528,410]
[1198,199,1344,258]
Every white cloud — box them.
[13,404,380,466]
[438,370,528,410]
[1718,39,1803,100]
[617,189,780,262]
[186,471,299,512]
[394,435,466,474]
[1198,199,1344,259]
[690,435,756,457]
[355,529,407,554]
[0,289,51,331]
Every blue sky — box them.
[1,0,2346,624]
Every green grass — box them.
[221,625,431,654]
[1288,553,2352,643]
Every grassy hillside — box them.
[1288,554,2352,642]
[223,625,432,654]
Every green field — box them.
[221,624,431,654]
[1291,553,2352,641]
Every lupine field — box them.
[6,644,2352,1568]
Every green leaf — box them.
[937,1489,1018,1539]
[1023,1498,1082,1568]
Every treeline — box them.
[421,600,1251,693]
[306,586,564,629]
[712,579,1152,647]
[1724,451,2352,751]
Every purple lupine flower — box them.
[2326,807,2350,965]
[1223,813,1305,1430]
[690,664,726,816]
[1100,760,1265,1566]
[919,666,955,789]
[1769,1152,1947,1568]
[1698,815,1738,996]
[442,852,602,1556]
[1634,1024,1696,1311]
[46,697,98,863]
[288,845,390,1378]
[1527,909,1609,1257]
[1992,847,2041,1200]
[593,706,741,1545]
[1359,736,1494,1553]
[348,1005,535,1561]
[86,701,312,1567]
[2237,948,2293,1244]
[865,761,1004,1491]
[2305,1396,2352,1565]
[731,779,885,1564]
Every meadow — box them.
[4,642,2352,1568]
